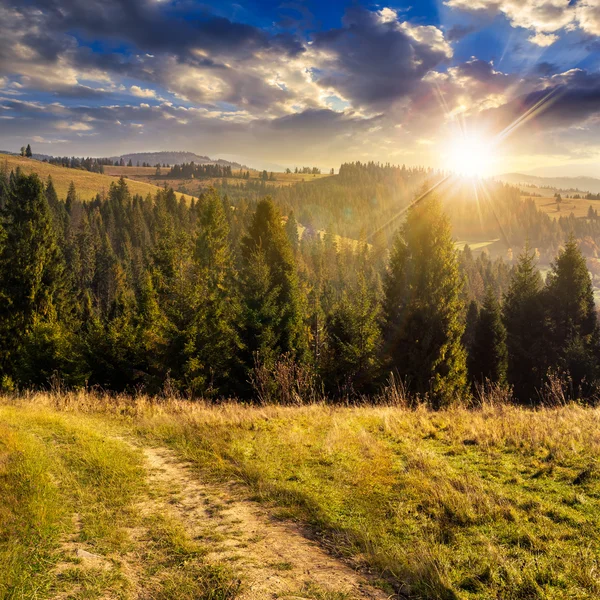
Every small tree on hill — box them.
[25,144,32,158]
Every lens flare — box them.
[444,134,495,178]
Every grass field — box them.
[519,192,600,221]
[2,392,600,599]
[103,165,332,198]
[0,154,195,202]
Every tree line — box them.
[0,166,598,405]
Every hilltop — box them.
[497,172,600,195]
[109,151,245,169]
[0,153,195,201]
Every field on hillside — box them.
[0,154,195,202]
[2,393,600,600]
[519,191,600,220]
[104,165,332,197]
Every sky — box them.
[0,0,599,175]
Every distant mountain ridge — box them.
[110,151,246,169]
[497,173,600,194]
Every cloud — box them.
[444,0,598,44]
[577,0,600,36]
[481,69,600,135]
[528,32,559,46]
[312,7,452,109]
[130,85,156,98]
[446,24,477,41]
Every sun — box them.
[444,134,495,178]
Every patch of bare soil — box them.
[141,444,391,600]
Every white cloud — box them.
[577,0,600,36]
[528,32,559,46]
[55,121,93,131]
[444,0,584,43]
[130,85,157,98]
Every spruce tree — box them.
[545,235,599,393]
[66,181,77,214]
[0,172,68,384]
[469,286,508,386]
[185,189,242,396]
[383,195,467,406]
[503,243,547,402]
[285,211,299,255]
[25,144,32,158]
[323,272,381,397]
[240,198,309,370]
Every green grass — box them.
[0,404,239,599]
[2,394,600,599]
[129,401,600,599]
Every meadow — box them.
[2,392,600,600]
[104,165,333,198]
[0,155,195,202]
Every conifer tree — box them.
[185,189,242,396]
[240,198,308,369]
[285,211,299,255]
[323,272,381,397]
[0,172,69,383]
[469,287,508,386]
[503,243,547,402]
[25,144,32,158]
[66,181,77,214]
[545,235,599,393]
[383,195,467,406]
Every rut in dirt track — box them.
[141,443,391,600]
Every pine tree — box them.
[383,195,467,406]
[469,287,508,386]
[285,211,299,255]
[185,189,242,396]
[240,198,308,370]
[323,272,381,397]
[25,144,32,158]
[545,235,599,393]
[66,181,77,214]
[503,243,547,402]
[0,172,69,384]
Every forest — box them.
[0,161,598,406]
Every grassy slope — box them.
[0,154,195,202]
[103,165,333,198]
[0,403,238,600]
[133,401,600,599]
[2,394,599,599]
[519,192,600,221]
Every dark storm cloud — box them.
[1,0,304,61]
[312,7,452,108]
[483,69,600,133]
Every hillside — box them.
[3,392,600,600]
[498,173,600,194]
[111,151,244,169]
[0,153,195,201]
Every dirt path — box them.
[141,443,391,600]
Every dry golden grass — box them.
[3,391,600,599]
[528,194,600,220]
[0,154,195,202]
[103,165,333,198]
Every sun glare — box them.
[445,134,495,178]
